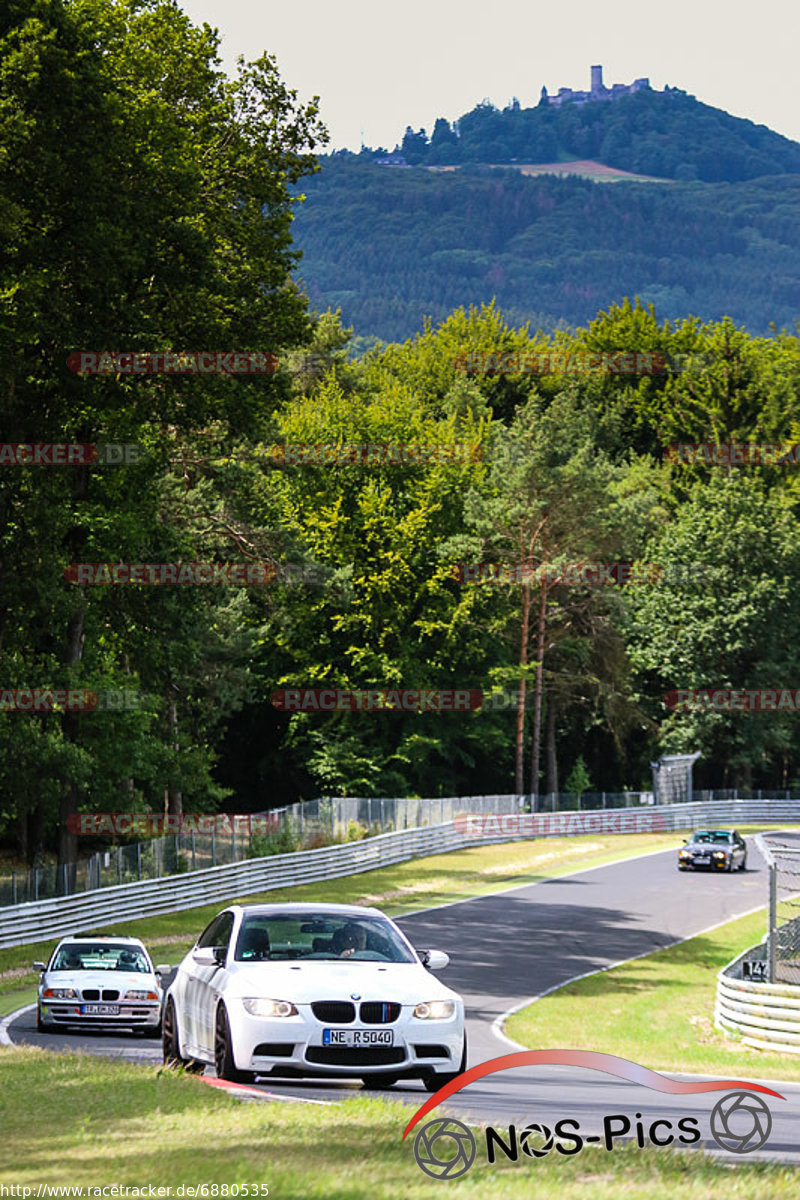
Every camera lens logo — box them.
[710,1091,772,1153]
[413,1118,476,1179]
[519,1122,554,1157]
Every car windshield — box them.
[690,831,732,844]
[50,944,151,972]
[233,913,417,963]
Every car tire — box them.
[36,1007,55,1034]
[214,1005,256,1085]
[739,856,747,871]
[162,998,204,1073]
[423,1034,467,1093]
[361,1073,400,1089]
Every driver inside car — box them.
[332,923,367,958]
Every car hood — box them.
[685,844,729,853]
[221,960,460,1006]
[41,970,160,991]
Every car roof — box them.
[57,935,147,947]
[228,902,384,918]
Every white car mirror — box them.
[155,964,172,975]
[32,961,46,972]
[192,947,224,967]
[420,949,450,970]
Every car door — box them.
[193,911,235,1057]
[183,912,234,1055]
[733,832,746,867]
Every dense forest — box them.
[293,163,800,342]
[2,0,800,872]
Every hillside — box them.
[291,162,800,342]
[393,87,800,182]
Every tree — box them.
[460,389,627,798]
[0,0,325,869]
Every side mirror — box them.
[682,838,688,844]
[192,946,225,967]
[32,961,46,972]
[155,964,172,975]
[420,949,450,971]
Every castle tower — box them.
[590,64,603,94]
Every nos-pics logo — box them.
[403,1050,783,1179]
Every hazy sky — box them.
[179,0,799,151]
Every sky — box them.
[178,0,800,151]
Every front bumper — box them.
[230,1003,464,1078]
[39,1000,161,1029]
[679,855,731,870]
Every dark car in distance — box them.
[678,829,747,872]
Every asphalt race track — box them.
[8,834,800,1164]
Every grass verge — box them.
[506,907,800,1081]
[1,1047,798,1197]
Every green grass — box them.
[0,987,35,1018]
[1,1047,798,1197]
[506,907,800,1082]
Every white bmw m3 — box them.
[162,902,466,1090]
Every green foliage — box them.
[249,818,300,858]
[565,756,593,795]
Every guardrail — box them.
[715,942,800,1054]
[3,797,800,951]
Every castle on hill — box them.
[542,65,651,108]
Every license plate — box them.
[695,855,709,862]
[82,1004,119,1015]
[323,1029,394,1047]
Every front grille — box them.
[359,1002,401,1025]
[102,990,119,1001]
[311,1001,355,1023]
[305,1046,405,1067]
[413,1044,450,1059]
[82,989,100,1001]
[253,1043,295,1058]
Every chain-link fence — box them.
[2,788,797,908]
[756,834,800,983]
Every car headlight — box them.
[679,850,691,857]
[242,998,298,1018]
[124,990,159,1001]
[413,1000,455,1020]
[42,987,78,999]
[712,851,727,859]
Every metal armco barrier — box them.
[3,797,800,950]
[716,944,800,1055]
